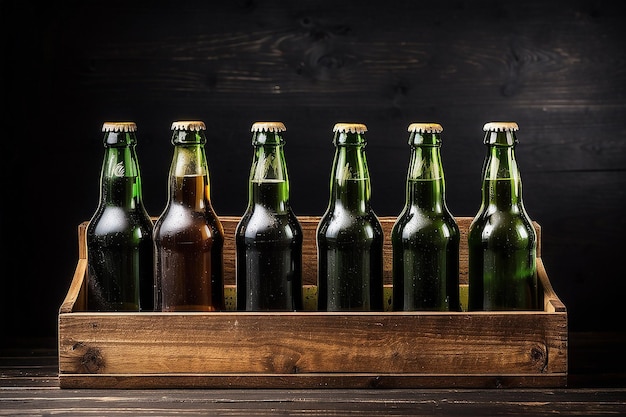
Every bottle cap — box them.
[333,123,367,134]
[251,122,286,132]
[408,123,443,133]
[483,122,519,132]
[102,122,136,132]
[171,121,206,131]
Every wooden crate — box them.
[58,216,567,389]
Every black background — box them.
[1,0,625,348]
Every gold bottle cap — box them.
[251,122,286,132]
[483,122,519,132]
[102,122,136,132]
[408,123,443,133]
[171,121,206,131]
[333,123,367,134]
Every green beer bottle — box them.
[468,122,538,311]
[235,121,303,311]
[317,123,384,311]
[154,121,225,312]
[391,123,460,311]
[86,122,154,311]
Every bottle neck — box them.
[328,144,371,213]
[99,144,144,209]
[480,144,523,211]
[248,143,290,213]
[404,144,446,213]
[168,143,211,211]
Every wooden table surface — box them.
[2,332,625,416]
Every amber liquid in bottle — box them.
[154,121,224,312]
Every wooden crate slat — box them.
[59,310,565,375]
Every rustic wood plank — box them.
[50,1,625,118]
[58,309,566,375]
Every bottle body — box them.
[236,122,303,311]
[154,121,224,312]
[468,122,537,311]
[391,123,460,311]
[86,122,154,312]
[317,123,384,311]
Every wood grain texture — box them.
[58,305,567,389]
[58,309,566,374]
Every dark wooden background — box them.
[1,0,624,348]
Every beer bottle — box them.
[235,122,303,311]
[86,122,154,311]
[317,123,384,311]
[391,123,460,311]
[468,122,538,311]
[154,120,225,311]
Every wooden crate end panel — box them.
[59,259,87,314]
[537,258,566,313]
[78,222,88,260]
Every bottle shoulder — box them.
[318,207,383,239]
[468,209,536,244]
[87,206,153,237]
[320,204,382,223]
[470,205,534,227]
[236,206,302,238]
[154,203,222,232]
[395,204,457,223]
[392,209,459,238]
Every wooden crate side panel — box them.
[538,258,566,313]
[76,216,541,288]
[78,221,88,259]
[59,311,567,375]
[79,217,540,285]
[65,240,559,315]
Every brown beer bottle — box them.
[154,121,225,311]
